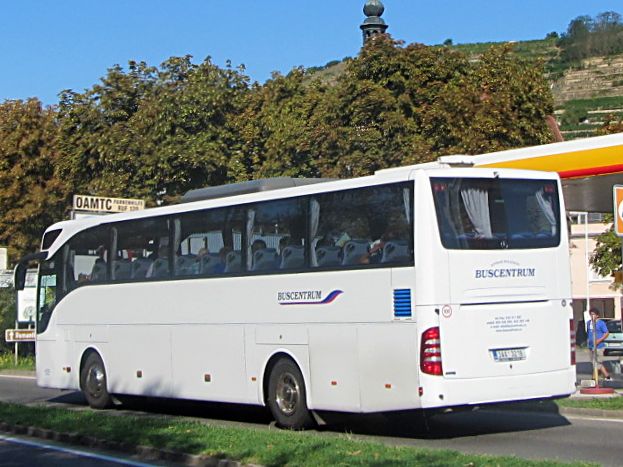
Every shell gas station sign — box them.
[615,185,623,237]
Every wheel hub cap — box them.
[276,372,300,415]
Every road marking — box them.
[0,374,36,381]
[0,433,157,466]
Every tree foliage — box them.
[0,40,556,260]
[590,215,622,290]
[0,288,16,353]
[596,116,623,136]
[558,12,623,62]
[230,68,327,181]
[0,99,66,258]
[56,57,249,205]
[310,37,554,178]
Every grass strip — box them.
[0,353,35,371]
[557,397,623,411]
[0,402,591,466]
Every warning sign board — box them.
[615,185,623,237]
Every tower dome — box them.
[360,0,388,44]
[363,0,385,18]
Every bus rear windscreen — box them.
[431,177,561,250]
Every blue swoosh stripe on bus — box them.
[280,290,344,305]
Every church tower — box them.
[360,0,389,44]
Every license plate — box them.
[491,348,527,362]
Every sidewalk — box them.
[576,347,623,389]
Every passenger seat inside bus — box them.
[380,240,411,264]
[341,239,371,265]
[150,258,170,278]
[90,261,107,282]
[315,246,341,267]
[224,251,242,273]
[197,253,221,274]
[252,248,278,271]
[131,258,152,279]
[280,245,305,270]
[175,254,196,275]
[113,259,132,280]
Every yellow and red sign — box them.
[477,143,623,179]
[615,185,623,237]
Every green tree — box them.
[310,37,555,178]
[56,60,159,201]
[558,15,593,62]
[230,68,328,181]
[596,115,623,135]
[0,99,66,259]
[430,43,554,155]
[558,12,623,62]
[590,215,622,290]
[594,11,623,55]
[56,57,249,205]
[123,56,250,203]
[0,288,16,353]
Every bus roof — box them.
[181,177,335,203]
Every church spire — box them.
[360,0,388,44]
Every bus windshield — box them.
[431,177,560,250]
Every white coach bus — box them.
[15,162,576,429]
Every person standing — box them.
[587,308,612,381]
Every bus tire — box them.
[80,352,113,409]
[267,358,314,430]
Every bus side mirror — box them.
[14,252,47,291]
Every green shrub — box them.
[0,288,16,354]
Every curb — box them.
[557,406,623,419]
[0,421,247,467]
[0,370,36,377]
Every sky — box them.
[1,1,621,105]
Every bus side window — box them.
[112,218,169,282]
[173,206,244,277]
[311,183,413,268]
[247,199,307,273]
[66,226,111,286]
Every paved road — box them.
[1,373,622,465]
[0,433,161,467]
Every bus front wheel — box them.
[267,358,314,429]
[80,352,113,409]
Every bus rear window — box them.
[431,177,561,250]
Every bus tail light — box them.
[420,327,443,376]
[570,319,576,366]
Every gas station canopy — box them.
[468,133,623,213]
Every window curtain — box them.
[246,209,256,269]
[535,189,557,234]
[403,188,411,224]
[460,187,492,238]
[310,198,320,267]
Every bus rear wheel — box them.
[267,358,314,429]
[80,352,113,409]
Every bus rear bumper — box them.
[419,367,576,409]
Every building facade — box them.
[569,215,622,332]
